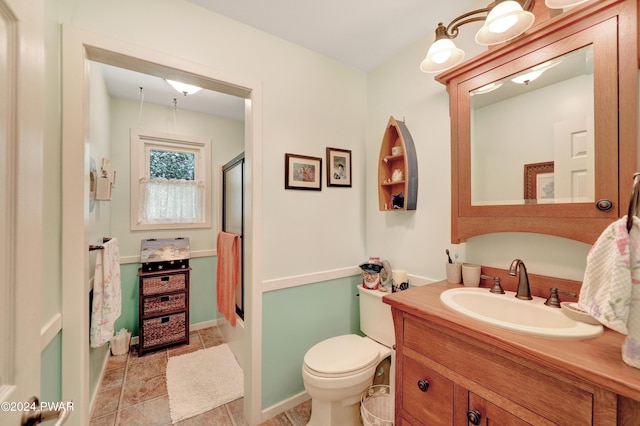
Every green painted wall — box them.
[41,333,62,403]
[262,276,362,409]
[115,257,219,336]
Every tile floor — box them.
[90,326,311,426]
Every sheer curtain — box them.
[138,178,204,224]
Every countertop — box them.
[383,281,640,402]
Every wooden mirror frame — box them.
[436,0,638,244]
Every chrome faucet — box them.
[508,259,532,300]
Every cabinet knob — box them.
[467,410,482,425]
[417,379,429,392]
[596,199,614,211]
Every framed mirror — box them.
[436,0,638,244]
[470,44,594,206]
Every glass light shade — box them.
[420,38,465,73]
[475,1,535,45]
[471,81,503,95]
[165,79,203,96]
[545,0,589,9]
[511,70,543,84]
[511,56,563,84]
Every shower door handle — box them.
[21,397,72,426]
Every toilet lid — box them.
[304,335,380,376]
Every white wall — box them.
[59,0,368,279]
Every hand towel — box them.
[217,232,241,327]
[578,216,640,368]
[90,238,122,348]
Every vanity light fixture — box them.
[545,0,590,9]
[165,79,203,96]
[471,81,503,95]
[510,57,563,85]
[420,0,535,73]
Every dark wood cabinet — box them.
[137,268,190,355]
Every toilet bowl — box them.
[302,286,395,426]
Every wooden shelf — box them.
[378,116,418,211]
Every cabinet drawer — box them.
[402,354,453,425]
[404,316,593,425]
[141,312,187,349]
[141,273,186,295]
[143,292,186,316]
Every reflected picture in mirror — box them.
[469,44,594,206]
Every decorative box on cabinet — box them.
[138,268,190,355]
[378,116,418,211]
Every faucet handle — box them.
[481,275,505,294]
[544,287,578,308]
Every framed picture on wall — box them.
[524,161,554,204]
[285,153,322,190]
[326,147,352,187]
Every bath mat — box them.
[166,344,244,423]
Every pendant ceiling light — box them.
[420,0,534,74]
[165,79,203,96]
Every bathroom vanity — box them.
[384,281,640,425]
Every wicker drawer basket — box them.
[143,293,186,316]
[141,312,187,349]
[141,273,186,295]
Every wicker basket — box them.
[141,273,186,295]
[141,312,187,348]
[143,293,186,315]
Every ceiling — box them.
[99,2,475,120]
[187,0,472,72]
[99,63,246,121]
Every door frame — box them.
[0,0,44,423]
[61,25,263,425]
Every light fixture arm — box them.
[439,0,533,40]
[441,8,491,40]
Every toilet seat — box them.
[303,334,381,378]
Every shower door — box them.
[221,153,244,320]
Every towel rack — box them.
[627,173,640,232]
[88,237,112,251]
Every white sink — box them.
[440,287,603,340]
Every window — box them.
[130,129,212,230]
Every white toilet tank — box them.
[358,286,395,347]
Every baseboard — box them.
[262,391,310,422]
[89,347,111,419]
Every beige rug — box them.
[166,344,244,423]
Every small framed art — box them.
[326,147,352,187]
[285,153,322,190]
[524,161,554,203]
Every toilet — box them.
[302,285,395,426]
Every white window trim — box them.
[130,129,212,230]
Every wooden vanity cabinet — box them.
[392,308,624,425]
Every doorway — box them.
[61,25,263,425]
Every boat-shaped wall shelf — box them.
[378,116,418,211]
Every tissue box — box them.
[140,238,190,272]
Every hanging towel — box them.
[90,238,122,348]
[217,232,241,327]
[578,216,640,368]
